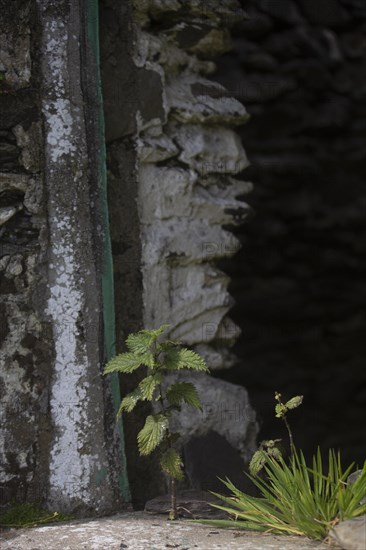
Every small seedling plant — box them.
[194,392,366,540]
[249,391,303,475]
[103,324,210,520]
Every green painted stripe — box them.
[87,0,130,502]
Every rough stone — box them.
[348,470,366,504]
[259,0,303,25]
[0,91,37,130]
[220,72,298,103]
[263,28,331,60]
[138,164,250,225]
[329,515,366,550]
[169,24,232,57]
[0,142,20,168]
[160,371,258,464]
[296,0,351,27]
[237,11,274,38]
[166,74,249,125]
[171,123,249,174]
[0,1,31,89]
[12,122,42,172]
[341,31,366,59]
[136,31,215,75]
[137,132,178,163]
[0,512,329,550]
[193,343,237,370]
[183,431,254,493]
[145,490,228,518]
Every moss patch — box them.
[0,503,73,529]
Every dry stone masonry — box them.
[1,0,53,509]
[100,0,258,505]
[133,2,258,468]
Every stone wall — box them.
[213,0,366,464]
[0,0,52,508]
[100,0,258,506]
[1,0,259,514]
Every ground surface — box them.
[0,511,333,550]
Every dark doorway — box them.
[213,0,366,466]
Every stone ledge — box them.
[0,512,330,550]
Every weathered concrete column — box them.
[0,0,129,515]
[38,0,129,514]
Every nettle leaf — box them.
[126,333,152,355]
[269,447,283,461]
[166,382,202,410]
[137,414,169,456]
[138,373,163,401]
[117,388,142,415]
[125,325,169,356]
[262,439,282,449]
[275,403,287,418]
[160,448,184,480]
[249,450,268,476]
[104,352,151,374]
[285,396,303,410]
[164,347,209,373]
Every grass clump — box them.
[201,449,366,540]
[193,392,366,540]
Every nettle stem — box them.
[170,478,177,520]
[283,415,295,455]
[158,382,178,521]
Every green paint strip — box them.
[87,0,130,502]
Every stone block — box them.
[259,0,303,25]
[171,123,249,174]
[330,515,366,550]
[159,371,258,464]
[296,0,351,27]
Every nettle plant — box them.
[103,324,210,520]
[249,391,303,475]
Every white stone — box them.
[166,74,249,125]
[158,371,258,463]
[171,123,250,174]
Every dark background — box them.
[214,0,366,466]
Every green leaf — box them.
[124,325,169,356]
[268,447,283,461]
[118,388,142,415]
[275,403,287,418]
[249,450,268,476]
[163,347,210,373]
[210,448,366,540]
[125,333,150,355]
[262,439,282,449]
[104,352,152,374]
[166,382,202,410]
[160,448,184,480]
[137,414,169,456]
[285,396,303,410]
[138,373,163,401]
